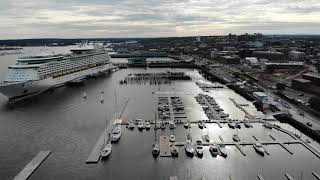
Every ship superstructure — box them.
[0,45,115,102]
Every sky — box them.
[1,0,320,39]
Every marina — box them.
[0,47,319,180]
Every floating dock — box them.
[257,174,265,180]
[13,151,51,180]
[312,171,320,180]
[160,136,171,157]
[235,143,246,156]
[86,130,107,163]
[285,173,295,180]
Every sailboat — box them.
[100,94,104,103]
[101,117,112,159]
[101,133,112,159]
[111,124,122,142]
[185,132,194,157]
[152,109,160,157]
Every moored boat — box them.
[170,135,175,142]
[196,140,203,157]
[152,140,160,157]
[253,143,265,156]
[171,144,179,157]
[101,142,112,159]
[110,124,122,142]
[185,139,195,157]
[145,121,151,130]
[218,144,227,157]
[209,144,219,157]
[232,134,240,142]
[184,120,190,128]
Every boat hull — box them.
[0,64,115,103]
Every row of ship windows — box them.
[38,61,106,75]
[40,62,107,79]
[42,58,106,70]
[40,58,106,68]
[44,55,106,67]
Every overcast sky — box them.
[1,0,320,39]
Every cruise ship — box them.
[0,45,115,102]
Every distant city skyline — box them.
[1,0,320,39]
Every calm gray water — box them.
[0,46,319,180]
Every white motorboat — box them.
[110,125,122,142]
[170,135,175,142]
[235,121,241,128]
[243,119,251,128]
[184,121,190,128]
[263,122,273,129]
[228,121,236,129]
[169,121,176,129]
[185,139,194,157]
[138,120,145,130]
[198,121,204,129]
[232,134,240,142]
[253,143,265,156]
[171,144,179,157]
[152,140,160,157]
[100,94,104,103]
[218,144,227,157]
[196,140,203,157]
[83,92,87,99]
[209,144,219,157]
[145,121,151,130]
[101,143,112,159]
[128,120,134,130]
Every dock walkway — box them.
[86,130,107,163]
[160,136,171,157]
[14,151,51,180]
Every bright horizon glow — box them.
[1,0,320,39]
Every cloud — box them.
[0,0,320,38]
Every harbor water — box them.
[0,46,319,180]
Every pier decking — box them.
[160,136,171,157]
[312,171,320,180]
[86,130,107,163]
[13,151,51,180]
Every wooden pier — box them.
[13,151,51,180]
[285,173,295,180]
[86,130,107,163]
[160,136,171,157]
[229,98,255,120]
[235,143,246,156]
[312,171,320,180]
[257,174,265,180]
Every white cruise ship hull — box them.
[0,64,115,102]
